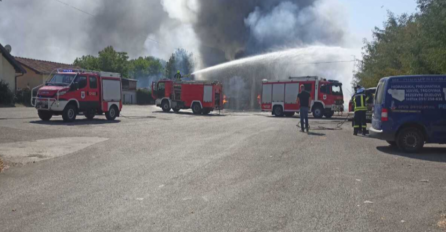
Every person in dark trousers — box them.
[297,84,311,132]
[353,87,369,136]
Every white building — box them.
[0,43,26,92]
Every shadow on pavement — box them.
[121,116,156,119]
[0,117,39,120]
[307,132,326,136]
[152,111,227,117]
[262,115,351,121]
[376,146,446,163]
[30,119,121,126]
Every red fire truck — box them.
[152,79,224,114]
[261,76,344,118]
[32,69,122,122]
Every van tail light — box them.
[381,108,388,122]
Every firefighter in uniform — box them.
[174,71,182,80]
[353,87,369,136]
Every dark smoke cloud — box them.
[0,0,346,68]
[88,0,169,57]
[0,0,93,62]
[194,0,345,66]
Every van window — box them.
[375,81,386,104]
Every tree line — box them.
[355,0,446,88]
[74,46,194,79]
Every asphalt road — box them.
[0,106,445,232]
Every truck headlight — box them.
[58,91,67,96]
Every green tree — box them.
[165,48,194,79]
[355,0,446,87]
[165,54,176,79]
[98,46,130,78]
[74,46,130,78]
[128,56,163,79]
[74,55,99,70]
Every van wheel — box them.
[62,104,77,122]
[192,103,202,115]
[396,128,424,153]
[312,106,323,119]
[386,141,397,146]
[85,109,96,120]
[273,106,284,117]
[38,110,52,121]
[162,100,171,112]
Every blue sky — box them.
[339,0,418,46]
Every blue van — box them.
[369,75,446,153]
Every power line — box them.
[53,0,95,17]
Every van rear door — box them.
[372,79,387,130]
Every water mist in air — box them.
[193,46,357,111]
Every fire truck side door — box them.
[303,83,314,100]
[157,82,166,98]
[85,75,100,110]
[72,75,88,110]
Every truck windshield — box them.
[331,84,343,96]
[47,74,76,86]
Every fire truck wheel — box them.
[324,110,334,118]
[192,103,202,115]
[38,110,52,121]
[162,100,171,112]
[273,106,284,117]
[312,106,324,119]
[62,104,77,122]
[202,109,211,115]
[105,106,118,121]
[85,109,96,120]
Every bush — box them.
[0,80,14,105]
[15,88,32,106]
[136,89,154,105]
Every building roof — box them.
[0,43,26,74]
[122,78,138,82]
[15,57,79,75]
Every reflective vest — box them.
[174,73,182,80]
[353,94,368,112]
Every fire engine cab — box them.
[152,79,224,115]
[32,69,122,122]
[261,76,344,118]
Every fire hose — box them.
[296,114,353,131]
